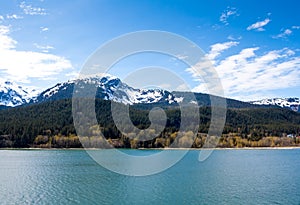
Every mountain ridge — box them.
[31,74,177,105]
[0,75,298,112]
[0,75,299,148]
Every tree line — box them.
[0,99,299,148]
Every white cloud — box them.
[40,27,49,32]
[0,25,72,83]
[273,29,292,39]
[20,1,47,16]
[187,41,300,100]
[6,14,23,19]
[273,26,300,39]
[227,35,235,41]
[220,7,238,25]
[34,43,54,53]
[284,29,292,35]
[206,41,239,60]
[227,35,242,41]
[0,25,17,49]
[247,18,271,31]
[0,15,4,21]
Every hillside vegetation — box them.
[0,99,299,148]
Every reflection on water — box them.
[0,149,300,204]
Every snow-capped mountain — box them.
[0,81,38,107]
[1,74,299,112]
[250,98,300,112]
[32,74,177,105]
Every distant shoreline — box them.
[138,146,300,150]
[1,146,300,151]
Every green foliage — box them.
[0,99,299,148]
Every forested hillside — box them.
[0,99,299,148]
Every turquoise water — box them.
[0,149,300,204]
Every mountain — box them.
[0,81,38,107]
[32,74,177,105]
[0,75,299,148]
[250,98,300,112]
[33,74,265,109]
[172,91,263,109]
[0,74,298,112]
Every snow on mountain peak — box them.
[0,73,180,107]
[3,74,298,111]
[250,97,300,112]
[34,74,177,105]
[0,80,39,107]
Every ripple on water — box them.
[0,149,300,204]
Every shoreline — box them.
[138,146,300,150]
[1,146,300,151]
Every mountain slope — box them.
[0,75,298,113]
[172,91,265,109]
[32,74,177,105]
[0,98,299,148]
[32,74,259,109]
[0,81,38,107]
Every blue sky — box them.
[0,0,299,100]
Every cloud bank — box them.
[187,41,300,100]
[0,25,72,83]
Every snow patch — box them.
[251,98,300,112]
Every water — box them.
[0,149,300,205]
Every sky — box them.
[0,0,299,101]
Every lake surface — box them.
[0,149,300,205]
